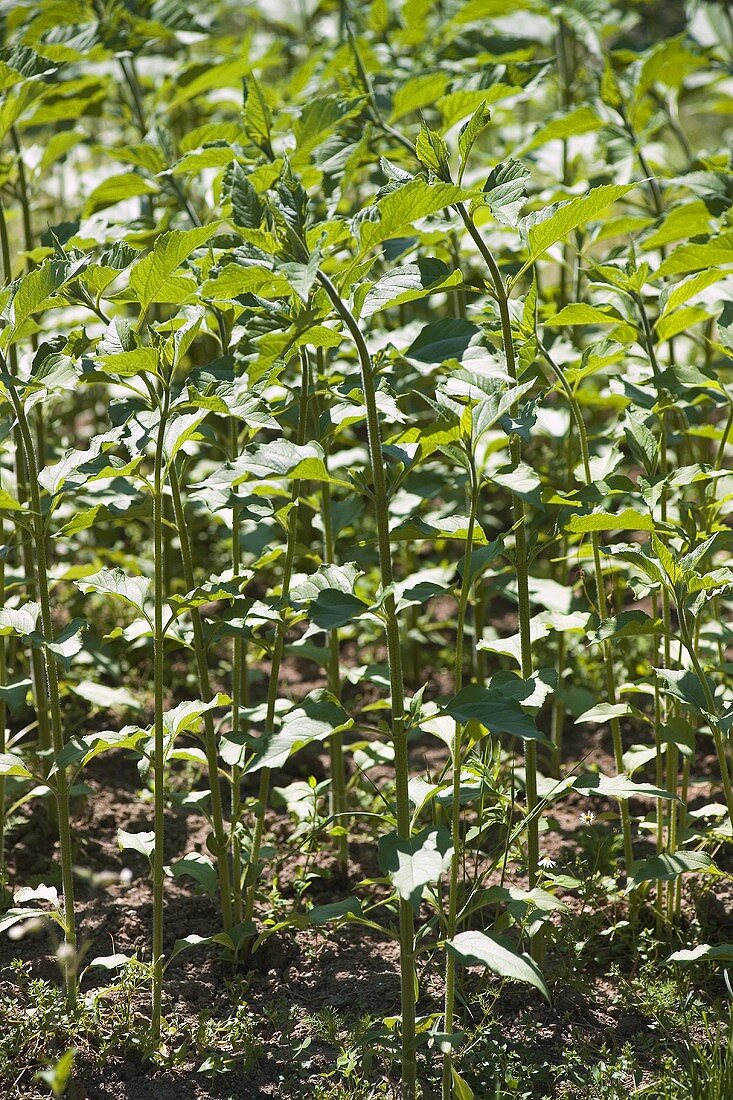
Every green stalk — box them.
[1,363,77,1002]
[442,453,478,1100]
[315,349,348,870]
[678,604,733,824]
[229,416,247,925]
[317,270,417,1099]
[540,345,635,868]
[0,489,5,885]
[151,386,170,1044]
[455,205,540,891]
[169,465,233,932]
[243,349,310,928]
[0,201,51,758]
[320,469,348,869]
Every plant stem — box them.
[243,349,310,928]
[1,364,77,1002]
[442,455,478,1100]
[229,416,247,925]
[0,201,51,758]
[540,345,635,868]
[151,386,170,1044]
[169,465,233,932]
[317,269,417,1099]
[455,205,540,891]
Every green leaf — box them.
[457,101,491,182]
[128,224,219,314]
[545,304,619,327]
[362,259,461,317]
[244,690,352,772]
[654,668,711,714]
[378,826,453,912]
[75,568,149,615]
[447,930,550,1003]
[118,829,155,859]
[406,318,478,363]
[444,685,542,740]
[574,773,676,800]
[170,853,218,898]
[358,180,470,253]
[415,122,451,177]
[668,944,733,965]
[84,172,157,216]
[520,105,601,153]
[627,851,715,891]
[519,183,638,275]
[308,898,363,925]
[391,73,449,122]
[482,159,529,226]
[576,702,632,724]
[309,590,369,630]
[565,508,654,534]
[655,232,733,278]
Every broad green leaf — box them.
[482,159,529,226]
[576,702,632,724]
[170,853,218,898]
[358,180,470,253]
[118,829,155,859]
[232,440,349,487]
[0,752,33,778]
[361,259,462,317]
[379,826,452,911]
[391,73,449,122]
[655,232,733,278]
[574,773,676,800]
[128,224,219,314]
[627,851,715,891]
[406,318,478,363]
[444,685,542,740]
[308,898,364,925]
[654,668,711,714]
[520,105,601,153]
[668,944,733,965]
[655,305,710,344]
[75,568,149,615]
[308,590,369,630]
[565,508,654,534]
[545,304,619,327]
[457,101,491,182]
[84,172,157,216]
[245,691,352,772]
[0,602,40,637]
[447,930,550,1003]
[519,183,637,276]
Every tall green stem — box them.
[316,350,348,870]
[169,465,233,932]
[1,364,77,1002]
[442,455,478,1100]
[455,205,539,891]
[229,416,247,925]
[540,346,635,868]
[151,386,170,1044]
[317,270,416,1099]
[0,202,51,757]
[243,349,310,928]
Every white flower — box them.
[579,811,596,826]
[538,855,556,870]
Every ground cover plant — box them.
[3,0,733,1096]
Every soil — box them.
[0,673,728,1099]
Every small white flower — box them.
[579,811,596,826]
[538,855,556,870]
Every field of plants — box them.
[3,0,733,1096]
